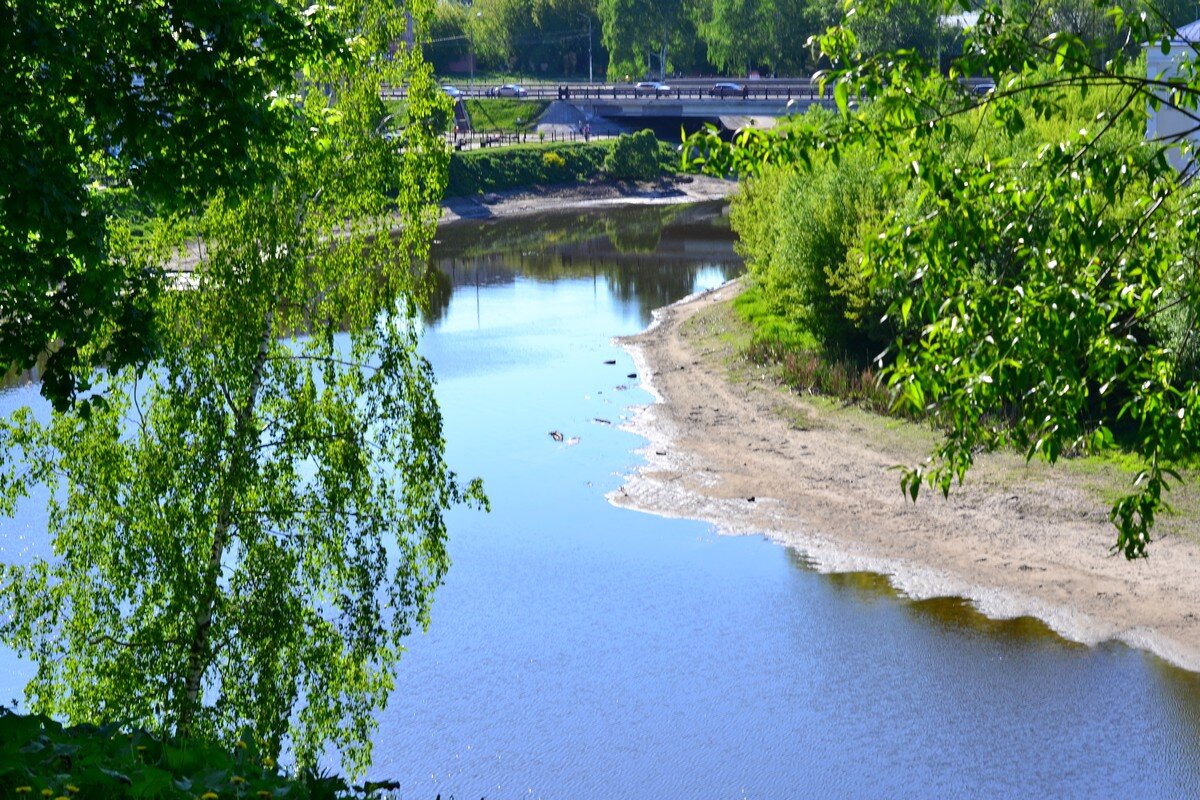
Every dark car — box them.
[709,82,744,98]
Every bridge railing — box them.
[382,83,831,102]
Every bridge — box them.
[387,79,836,125]
[383,78,993,130]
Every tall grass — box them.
[745,340,905,417]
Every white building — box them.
[1145,19,1200,171]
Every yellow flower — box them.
[200,792,219,800]
[14,789,32,795]
[261,756,275,769]
[65,786,80,795]
[41,790,53,798]
[230,775,245,785]
[256,792,272,799]
[236,740,247,749]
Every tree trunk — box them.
[176,316,272,737]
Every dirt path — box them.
[613,280,1200,672]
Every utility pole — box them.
[578,13,594,83]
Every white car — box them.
[491,84,528,98]
[442,85,464,99]
[634,81,672,95]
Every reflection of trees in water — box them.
[604,214,663,254]
[416,265,454,326]
[1149,659,1200,756]
[432,203,704,261]
[421,201,742,326]
[785,548,1079,647]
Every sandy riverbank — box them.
[612,280,1200,672]
[439,174,738,224]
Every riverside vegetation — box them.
[689,0,1200,559]
[446,129,677,195]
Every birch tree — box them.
[0,0,484,775]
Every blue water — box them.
[365,205,1200,798]
[3,203,1200,797]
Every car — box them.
[441,85,464,99]
[972,80,996,96]
[490,83,528,98]
[634,81,672,95]
[708,82,744,98]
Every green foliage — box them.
[729,139,897,362]
[747,340,896,414]
[599,0,689,78]
[0,709,376,800]
[446,141,612,195]
[1,0,346,409]
[604,130,668,181]
[687,0,1200,558]
[697,0,812,75]
[0,0,484,778]
[732,283,817,351]
[844,0,941,59]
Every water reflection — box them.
[4,200,1200,797]
[424,202,740,326]
[369,201,1200,798]
[798,552,1083,647]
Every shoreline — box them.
[166,175,739,273]
[438,174,738,224]
[611,280,1200,673]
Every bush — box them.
[446,141,610,196]
[730,145,899,363]
[0,709,384,800]
[604,129,664,181]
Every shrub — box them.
[604,129,663,181]
[731,146,899,363]
[746,340,900,417]
[0,709,380,799]
[446,142,610,196]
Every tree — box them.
[699,0,778,75]
[688,0,1200,557]
[0,0,484,776]
[1,0,343,410]
[845,0,941,59]
[599,0,687,78]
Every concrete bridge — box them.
[388,79,836,127]
[575,95,833,125]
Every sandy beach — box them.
[613,279,1200,672]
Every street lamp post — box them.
[469,11,481,96]
[577,13,593,84]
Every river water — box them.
[3,202,1200,797]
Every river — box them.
[3,202,1200,797]
[370,202,1200,798]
